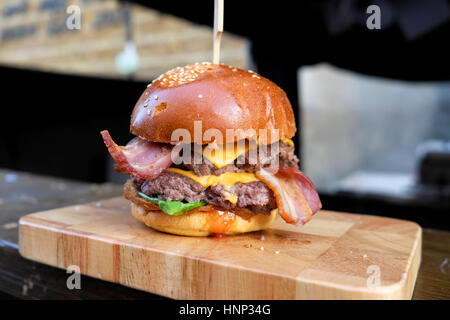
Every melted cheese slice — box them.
[281,138,294,146]
[202,142,250,169]
[223,191,238,204]
[166,168,259,189]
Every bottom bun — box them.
[131,203,277,237]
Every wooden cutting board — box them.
[18,197,421,299]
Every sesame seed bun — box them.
[130,63,296,144]
[125,180,276,236]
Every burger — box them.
[101,63,321,236]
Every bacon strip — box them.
[256,167,321,225]
[101,130,173,180]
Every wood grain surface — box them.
[18,197,422,300]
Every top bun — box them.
[130,63,296,144]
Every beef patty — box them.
[174,141,298,176]
[133,172,276,214]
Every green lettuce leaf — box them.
[138,192,206,216]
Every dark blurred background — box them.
[1,0,449,229]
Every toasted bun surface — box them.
[125,180,276,236]
[130,63,296,144]
[131,203,277,237]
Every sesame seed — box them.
[275,250,280,255]
[155,63,214,88]
[198,94,203,99]
[154,95,158,100]
[260,246,264,251]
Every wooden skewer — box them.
[213,0,224,64]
